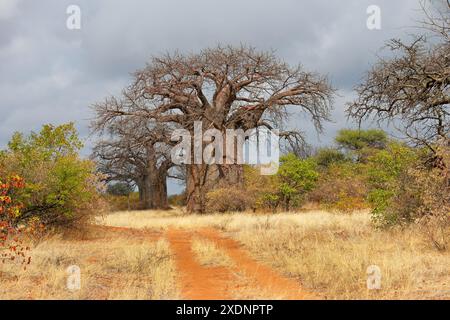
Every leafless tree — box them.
[347,0,449,153]
[92,106,175,210]
[94,45,334,213]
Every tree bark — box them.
[186,164,207,213]
[138,167,169,210]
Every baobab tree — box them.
[92,110,174,210]
[94,45,334,213]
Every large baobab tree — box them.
[347,0,449,152]
[92,112,174,210]
[94,45,334,213]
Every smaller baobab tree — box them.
[92,108,175,210]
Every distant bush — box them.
[168,193,186,207]
[0,123,106,230]
[105,192,141,212]
[278,154,319,211]
[243,165,280,212]
[107,182,134,197]
[308,162,369,212]
[205,187,253,213]
[105,182,139,211]
[242,155,319,212]
[314,147,347,168]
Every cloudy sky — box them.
[0,0,426,193]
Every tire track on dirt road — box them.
[198,228,312,300]
[166,229,236,300]
[167,227,312,300]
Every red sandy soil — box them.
[167,227,312,300]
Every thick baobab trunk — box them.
[150,170,169,209]
[138,168,169,210]
[186,164,208,213]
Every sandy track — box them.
[167,227,311,300]
[167,229,236,300]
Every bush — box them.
[308,162,369,212]
[168,192,186,207]
[314,147,347,168]
[394,142,449,250]
[242,156,319,212]
[366,142,418,226]
[243,165,280,212]
[107,182,134,197]
[0,123,106,229]
[105,192,141,212]
[278,154,319,211]
[205,187,254,213]
[0,174,33,268]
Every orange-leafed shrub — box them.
[0,175,32,269]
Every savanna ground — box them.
[0,209,448,300]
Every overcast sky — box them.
[0,0,426,193]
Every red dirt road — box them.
[167,229,235,299]
[167,227,311,300]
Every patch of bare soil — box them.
[167,227,312,300]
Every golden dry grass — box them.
[191,237,234,268]
[97,208,369,231]
[231,216,450,299]
[99,209,450,299]
[2,209,448,300]
[0,227,180,299]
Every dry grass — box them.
[0,227,180,299]
[191,237,234,267]
[231,217,450,299]
[99,209,450,299]
[97,208,369,231]
[2,209,448,300]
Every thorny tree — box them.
[347,0,449,153]
[347,0,449,246]
[94,45,334,213]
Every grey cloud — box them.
[0,0,426,193]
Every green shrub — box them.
[308,162,369,212]
[366,142,418,227]
[107,182,134,197]
[278,154,319,210]
[242,155,319,212]
[168,193,186,207]
[314,147,347,168]
[0,123,106,229]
